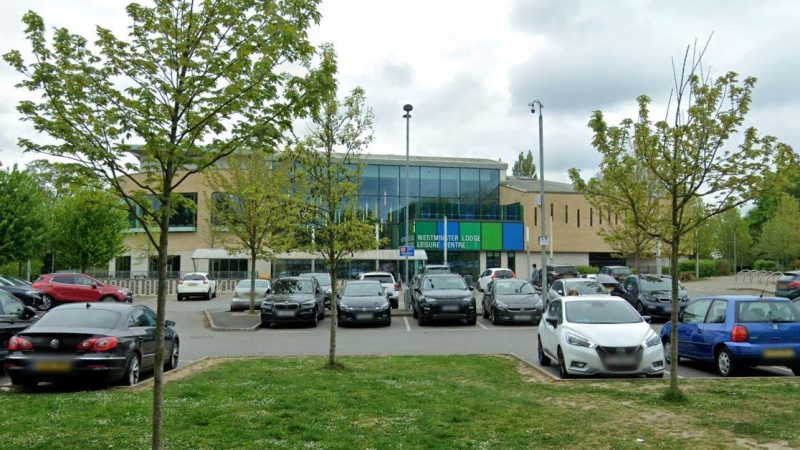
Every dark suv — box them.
[540,265,578,286]
[775,271,800,299]
[261,277,325,327]
[598,266,633,283]
[412,274,476,326]
[621,274,689,318]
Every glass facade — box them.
[129,193,198,231]
[210,258,249,279]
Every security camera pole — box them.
[529,100,548,297]
[403,104,413,309]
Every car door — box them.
[540,300,561,358]
[73,275,103,302]
[676,299,712,359]
[142,308,171,365]
[128,308,157,369]
[547,280,563,306]
[483,281,494,312]
[50,275,76,301]
[622,277,638,306]
[698,299,729,360]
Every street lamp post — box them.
[529,100,548,298]
[403,104,413,309]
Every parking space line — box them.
[403,317,411,332]
[476,321,488,330]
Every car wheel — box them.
[466,314,477,326]
[165,340,179,371]
[260,321,271,328]
[177,295,183,302]
[205,290,212,300]
[412,303,418,318]
[482,304,489,319]
[100,295,116,303]
[557,347,571,379]
[636,302,645,315]
[121,353,141,386]
[663,338,672,364]
[318,306,325,321]
[212,288,217,299]
[716,347,735,377]
[40,295,55,310]
[791,365,800,376]
[418,312,427,326]
[491,307,499,325]
[646,373,664,379]
[538,336,551,366]
[10,377,37,389]
[310,310,318,327]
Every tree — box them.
[5,1,323,447]
[287,49,379,368]
[52,189,128,273]
[205,152,295,314]
[512,150,537,178]
[746,159,800,237]
[570,43,792,398]
[753,195,800,268]
[0,165,50,272]
[715,208,753,271]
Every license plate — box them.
[605,356,636,366]
[187,282,197,286]
[35,361,72,373]
[763,349,795,359]
[441,305,459,312]
[356,313,373,320]
[275,310,296,317]
[515,315,533,321]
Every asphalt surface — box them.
[1,275,795,388]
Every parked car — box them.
[32,273,133,310]
[412,274,476,326]
[477,268,515,292]
[540,264,578,286]
[598,266,633,283]
[545,279,608,308]
[0,276,43,310]
[660,296,800,376]
[358,272,400,308]
[538,295,665,379]
[260,277,325,328]
[775,271,800,299]
[176,272,217,301]
[337,280,391,326]
[410,264,452,291]
[4,303,179,387]
[482,279,543,325]
[230,279,272,311]
[1,291,38,373]
[299,273,333,307]
[620,274,689,318]
[0,274,32,287]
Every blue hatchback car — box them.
[660,296,800,376]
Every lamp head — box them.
[403,104,413,112]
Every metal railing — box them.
[735,269,784,284]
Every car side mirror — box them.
[316,287,321,294]
[20,306,36,320]
[556,289,564,295]
[91,282,99,289]
[641,315,651,323]
[546,317,558,328]
[165,319,176,327]
[469,286,475,291]
[266,289,271,295]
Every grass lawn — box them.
[1,355,798,449]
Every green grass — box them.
[1,355,799,449]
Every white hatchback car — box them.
[537,295,665,378]
[177,272,217,301]
[358,272,399,308]
[477,268,515,292]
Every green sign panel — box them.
[481,222,502,250]
[460,222,482,250]
[415,221,439,250]
[413,220,515,251]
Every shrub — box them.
[714,260,732,276]
[662,259,715,278]
[753,259,779,271]
[576,265,598,275]
[679,271,694,282]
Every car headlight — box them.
[117,289,129,295]
[339,303,352,311]
[301,300,315,308]
[424,297,435,303]
[232,291,239,298]
[566,332,596,348]
[378,302,390,310]
[262,302,274,309]
[643,330,661,348]
[495,301,508,309]
[534,297,543,308]
[462,296,472,302]
[26,290,41,298]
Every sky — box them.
[0,0,798,182]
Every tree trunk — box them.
[668,237,681,396]
[151,188,172,450]
[249,249,257,314]
[328,254,338,367]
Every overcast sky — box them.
[1,0,798,182]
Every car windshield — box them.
[611,268,632,276]
[736,301,800,323]
[493,269,514,278]
[236,280,269,288]
[363,275,394,284]
[312,275,331,286]
[495,280,535,295]
[565,281,606,295]
[34,309,121,329]
[424,277,467,290]
[183,274,206,281]
[554,266,576,274]
[425,267,450,274]
[565,300,643,324]
[273,279,313,294]
[343,283,384,297]
[639,276,684,292]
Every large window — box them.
[480,169,500,200]
[129,193,197,230]
[114,256,131,278]
[420,167,440,197]
[486,251,501,270]
[440,168,460,197]
[210,259,249,279]
[360,165,379,196]
[148,255,180,278]
[399,166,420,197]
[460,169,480,199]
[379,165,399,196]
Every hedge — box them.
[576,265,598,275]
[752,259,779,271]
[662,259,716,278]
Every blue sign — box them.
[502,223,524,251]
[400,245,415,257]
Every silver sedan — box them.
[230,279,272,311]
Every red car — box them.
[32,273,133,310]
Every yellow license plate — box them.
[35,361,72,373]
[763,349,795,359]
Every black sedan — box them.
[261,277,325,328]
[412,274,476,326]
[4,303,179,388]
[0,276,43,309]
[482,279,543,325]
[337,280,391,326]
[1,291,38,372]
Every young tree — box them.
[52,189,128,273]
[205,152,295,314]
[753,195,800,268]
[512,150,537,178]
[571,44,793,398]
[288,49,379,368]
[715,208,753,271]
[0,165,50,271]
[4,1,323,447]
